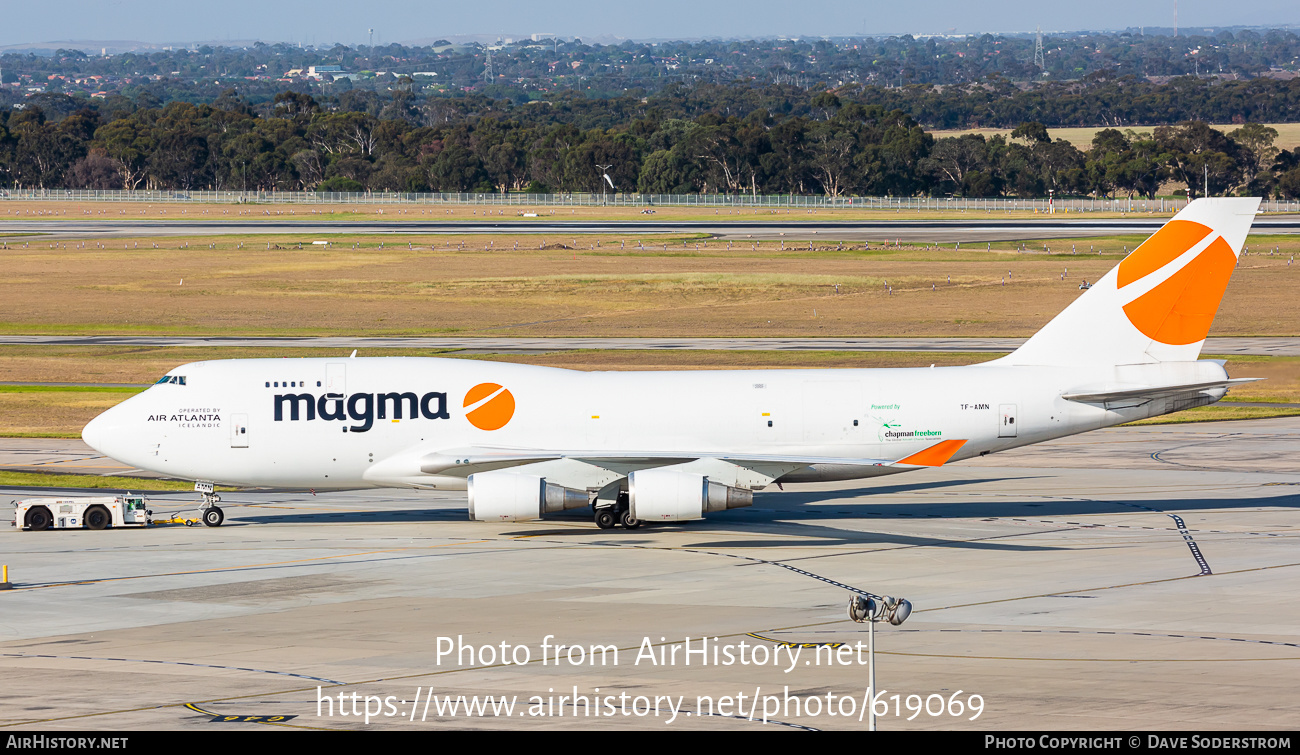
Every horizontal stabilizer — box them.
[1061,378,1261,408]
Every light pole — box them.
[596,164,614,206]
[848,593,912,731]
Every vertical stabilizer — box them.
[1003,198,1260,367]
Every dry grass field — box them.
[930,122,1300,151]
[0,232,1297,339]
[1,221,1297,441]
[0,345,1001,385]
[0,387,137,437]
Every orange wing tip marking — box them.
[897,439,968,467]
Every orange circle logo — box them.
[1118,219,1236,346]
[464,383,515,431]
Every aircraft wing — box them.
[415,440,968,479]
[419,447,894,475]
[365,438,972,490]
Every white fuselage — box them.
[79,199,1258,512]
[82,356,1151,490]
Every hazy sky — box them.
[3,0,1298,47]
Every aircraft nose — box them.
[82,404,124,458]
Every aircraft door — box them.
[327,363,346,393]
[585,407,611,447]
[751,381,801,444]
[999,404,1018,438]
[231,413,250,448]
[802,381,864,444]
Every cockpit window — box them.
[155,375,187,386]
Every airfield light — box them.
[596,164,614,205]
[848,594,912,731]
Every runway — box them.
[2,417,1297,730]
[2,335,1298,356]
[4,217,1300,243]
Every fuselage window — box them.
[265,382,270,387]
[274,382,279,387]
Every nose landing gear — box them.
[198,484,224,527]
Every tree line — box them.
[8,72,1300,136]
[2,90,1299,198]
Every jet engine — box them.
[467,471,589,522]
[628,468,754,522]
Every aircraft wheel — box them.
[25,506,52,531]
[85,505,111,530]
[202,506,225,527]
[595,509,617,529]
[620,510,641,530]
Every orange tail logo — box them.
[464,383,515,430]
[1117,219,1237,346]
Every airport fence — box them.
[2,189,1299,214]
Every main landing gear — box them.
[594,491,640,530]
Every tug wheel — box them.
[85,505,111,530]
[25,506,52,531]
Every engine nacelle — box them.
[705,481,753,512]
[628,468,753,522]
[468,471,589,522]
[543,483,590,514]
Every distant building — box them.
[285,65,349,80]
